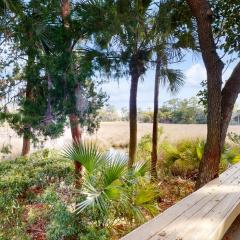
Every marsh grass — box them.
[1,122,240,159]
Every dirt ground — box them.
[223,215,240,240]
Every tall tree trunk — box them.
[61,0,82,176]
[69,114,82,175]
[21,74,32,157]
[220,62,240,149]
[187,0,224,189]
[21,134,30,156]
[61,0,70,28]
[69,114,81,144]
[128,73,139,168]
[151,55,161,180]
[187,0,240,188]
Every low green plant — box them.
[0,143,12,154]
[137,127,163,162]
[228,132,240,145]
[162,139,240,178]
[80,227,109,240]
[137,131,240,179]
[221,145,240,164]
[46,201,79,240]
[63,142,160,230]
[0,149,73,239]
[161,139,204,177]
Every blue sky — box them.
[101,53,238,110]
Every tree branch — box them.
[221,61,240,147]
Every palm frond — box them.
[62,142,104,173]
[75,181,108,214]
[160,68,185,94]
[102,152,128,186]
[132,160,149,177]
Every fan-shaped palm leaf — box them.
[75,180,109,214]
[132,160,149,177]
[160,67,185,93]
[63,142,104,173]
[102,152,128,186]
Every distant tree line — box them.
[99,97,207,124]
[158,98,207,124]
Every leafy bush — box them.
[64,143,160,231]
[162,139,204,177]
[137,132,240,179]
[80,227,109,240]
[137,127,163,162]
[228,132,240,145]
[45,199,79,240]
[0,143,12,154]
[0,149,73,240]
[162,139,240,177]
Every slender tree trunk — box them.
[69,114,81,143]
[187,0,224,189]
[21,134,30,156]
[21,74,32,157]
[69,114,82,175]
[128,73,139,168]
[60,0,82,176]
[197,71,222,188]
[220,62,240,149]
[151,55,161,180]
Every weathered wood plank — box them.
[150,167,240,240]
[120,164,240,240]
[166,174,240,240]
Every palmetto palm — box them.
[150,0,198,179]
[151,41,185,179]
[63,142,159,227]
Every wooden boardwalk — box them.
[121,163,240,240]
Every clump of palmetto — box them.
[63,142,159,229]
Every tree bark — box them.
[61,0,70,28]
[69,114,82,175]
[151,55,161,180]
[61,0,82,176]
[69,114,81,143]
[128,72,139,168]
[187,0,224,189]
[220,62,240,149]
[21,71,32,157]
[21,134,30,156]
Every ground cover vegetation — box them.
[1,0,240,239]
[1,135,240,239]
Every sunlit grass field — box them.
[1,122,240,158]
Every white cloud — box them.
[185,63,206,87]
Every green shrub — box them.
[64,143,160,230]
[0,149,74,240]
[162,139,240,177]
[46,202,79,240]
[162,139,204,177]
[137,127,163,162]
[1,143,12,154]
[80,227,109,240]
[137,132,240,179]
